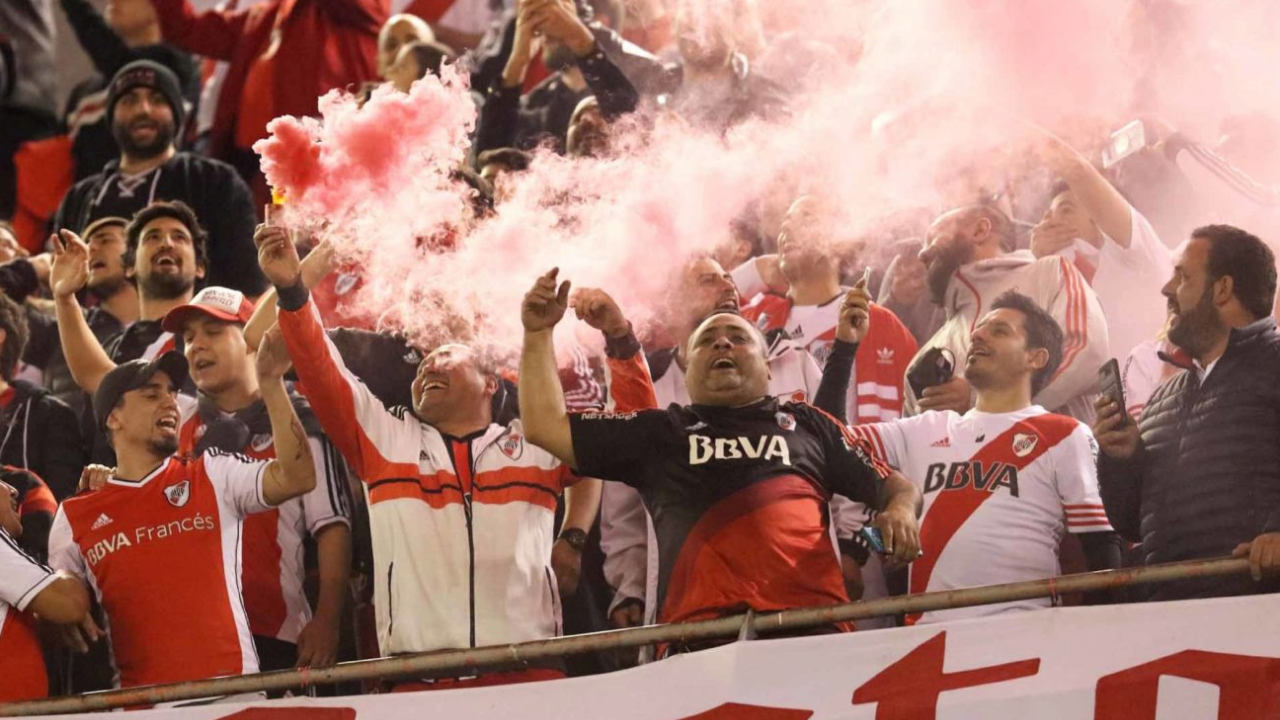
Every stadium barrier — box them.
[0,556,1251,717]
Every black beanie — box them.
[106,60,186,137]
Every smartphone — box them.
[1102,120,1147,169]
[907,347,955,398]
[859,526,886,554]
[1098,358,1127,417]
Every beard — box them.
[88,273,132,302]
[926,239,975,306]
[113,118,175,160]
[148,434,179,457]
[140,270,195,300]
[1166,286,1221,356]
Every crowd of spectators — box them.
[2,0,1280,706]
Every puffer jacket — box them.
[1098,318,1280,600]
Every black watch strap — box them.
[558,527,588,551]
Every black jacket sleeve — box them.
[59,0,130,78]
[0,259,39,303]
[588,22,681,97]
[813,338,857,424]
[473,81,522,159]
[37,397,88,501]
[200,162,268,296]
[578,47,639,120]
[1097,451,1145,543]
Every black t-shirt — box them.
[569,397,888,626]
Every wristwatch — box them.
[558,528,588,552]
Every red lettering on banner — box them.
[676,702,813,719]
[1094,650,1280,719]
[851,632,1040,720]
[217,709,357,719]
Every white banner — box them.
[24,595,1280,719]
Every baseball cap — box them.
[82,216,129,241]
[161,287,256,333]
[94,352,189,433]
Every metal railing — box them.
[0,556,1251,717]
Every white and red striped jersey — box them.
[904,255,1109,422]
[278,297,577,655]
[0,529,56,700]
[849,406,1112,625]
[741,293,918,424]
[48,452,273,688]
[179,415,352,644]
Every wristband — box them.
[604,324,641,359]
[276,279,310,312]
[558,528,587,552]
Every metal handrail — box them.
[0,556,1251,717]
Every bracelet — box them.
[558,528,587,552]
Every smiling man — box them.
[822,290,1121,624]
[48,345,317,695]
[50,60,265,296]
[519,269,921,654]
[54,201,207,464]
[1094,224,1280,600]
[259,229,599,690]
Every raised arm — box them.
[50,230,116,394]
[58,0,130,78]
[572,287,658,412]
[519,269,577,467]
[1039,130,1135,248]
[149,0,249,61]
[243,230,335,351]
[257,225,419,479]
[255,326,317,506]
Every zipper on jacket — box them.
[448,437,479,648]
[387,561,395,636]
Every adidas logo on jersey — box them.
[877,347,894,364]
[930,437,951,448]
[791,324,804,340]
[91,513,113,530]
[689,434,791,466]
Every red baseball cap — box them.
[161,287,256,333]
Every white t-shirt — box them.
[1053,209,1172,362]
[849,406,1112,625]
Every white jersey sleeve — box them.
[598,482,649,613]
[301,437,354,535]
[0,529,58,611]
[1051,422,1114,533]
[47,507,85,580]
[731,258,769,301]
[1034,257,1110,414]
[847,416,913,469]
[204,450,272,518]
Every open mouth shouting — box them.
[155,412,180,433]
[709,356,738,372]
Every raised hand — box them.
[528,0,595,56]
[522,268,571,332]
[1029,220,1077,259]
[255,224,301,288]
[256,324,294,380]
[50,230,91,299]
[571,287,629,338]
[835,275,872,345]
